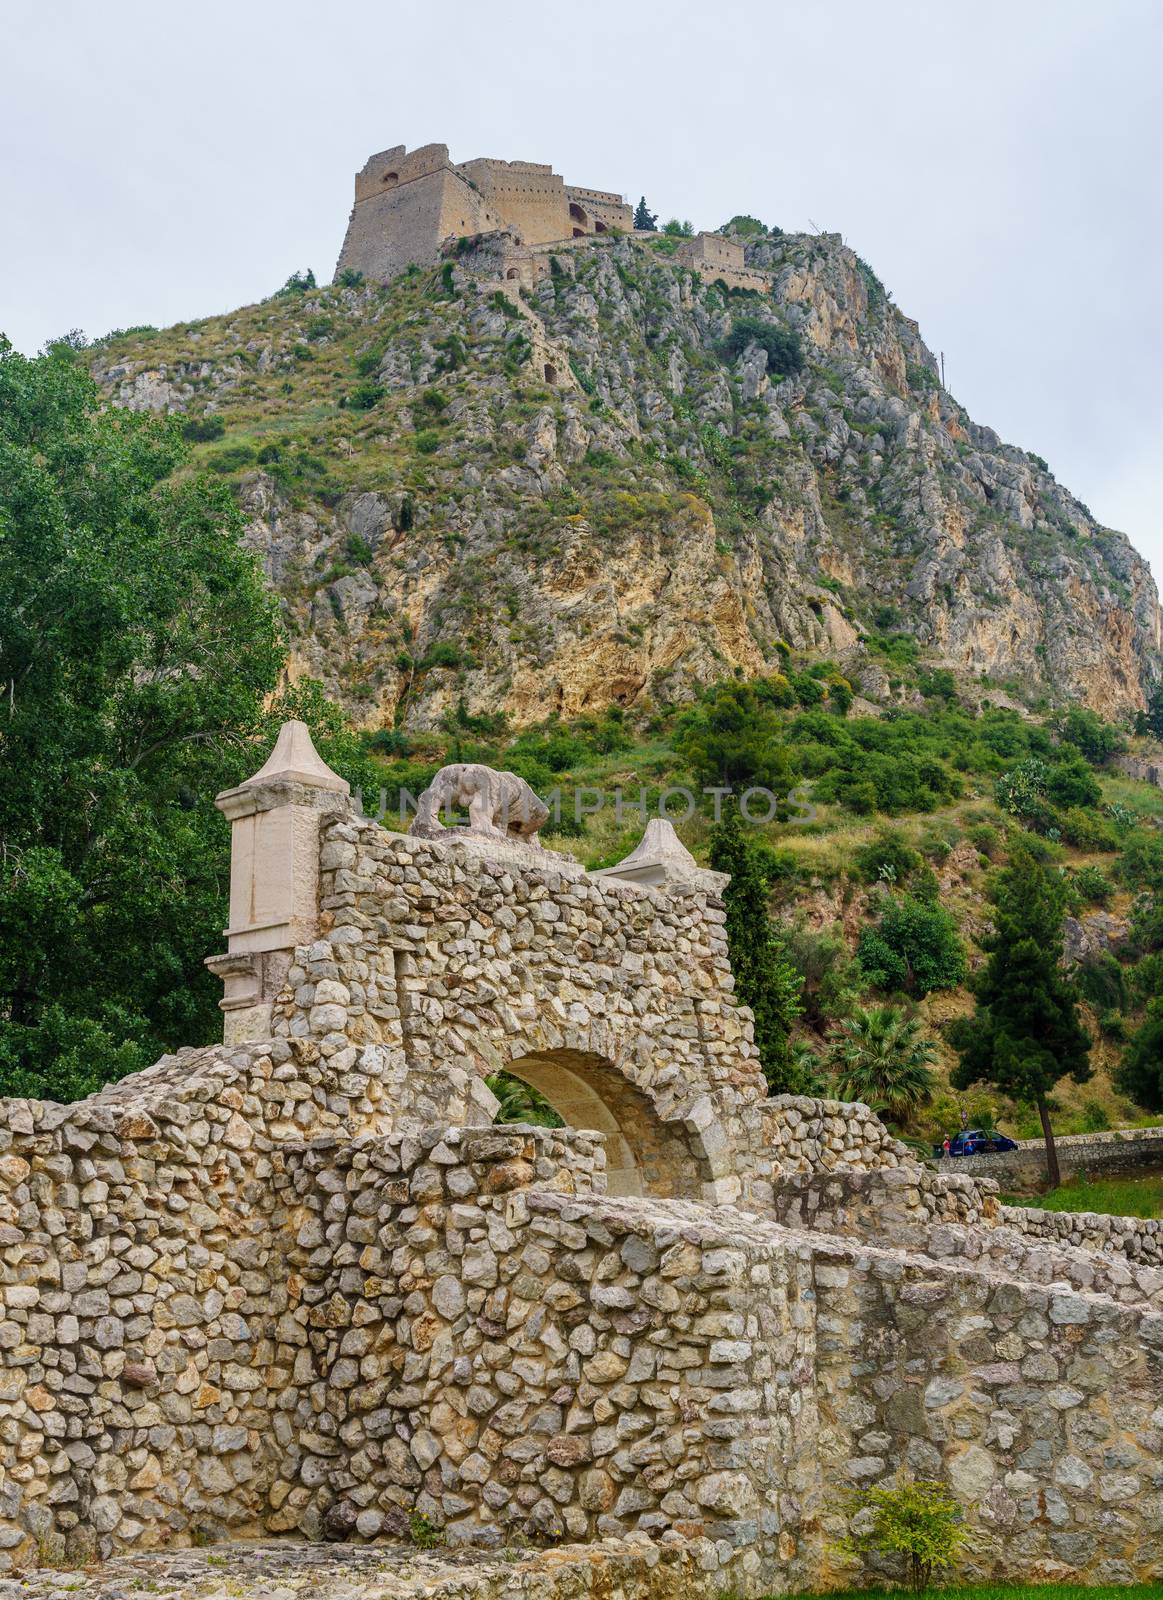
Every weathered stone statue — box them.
[410,761,549,845]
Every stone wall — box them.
[0,1037,396,1568]
[1006,1201,1163,1267]
[952,1123,1163,1187]
[270,811,777,1204]
[268,1124,820,1570]
[9,728,1163,1590]
[337,143,631,285]
[813,1249,1163,1584]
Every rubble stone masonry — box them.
[2,728,1163,1591]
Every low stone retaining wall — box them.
[952,1124,1163,1187]
[1005,1201,1163,1266]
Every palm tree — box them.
[826,1005,937,1121]
[485,1071,563,1128]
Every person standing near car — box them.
[942,1134,951,1159]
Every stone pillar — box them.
[205,721,350,1044]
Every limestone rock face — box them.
[92,229,1161,727]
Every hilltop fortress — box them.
[335,141,769,293]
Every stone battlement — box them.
[336,142,634,286]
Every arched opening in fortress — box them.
[506,267,520,278]
[380,170,399,187]
[503,1048,704,1199]
[544,362,557,384]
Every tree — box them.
[1059,706,1122,767]
[950,842,1091,1187]
[826,1006,937,1122]
[1115,1001,1163,1111]
[673,681,797,793]
[485,1070,563,1127]
[662,218,695,237]
[1137,682,1163,739]
[0,339,290,1100]
[840,1481,970,1594]
[633,196,657,231]
[857,896,966,996]
[708,804,805,1093]
[719,317,804,377]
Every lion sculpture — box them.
[410,763,549,846]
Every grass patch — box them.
[791,1590,1163,1600]
[1002,1172,1163,1218]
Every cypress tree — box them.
[633,196,657,232]
[709,803,804,1093]
[951,842,1091,1187]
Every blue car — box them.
[934,1129,1019,1158]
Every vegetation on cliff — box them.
[88,225,1160,731]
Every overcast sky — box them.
[5,0,1161,576]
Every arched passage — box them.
[503,1048,704,1199]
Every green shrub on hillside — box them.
[854,831,920,885]
[857,895,967,996]
[719,316,803,377]
[673,682,797,792]
[1059,705,1123,765]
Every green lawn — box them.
[1002,1172,1163,1218]
[794,1589,1163,1600]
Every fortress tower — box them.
[335,142,633,283]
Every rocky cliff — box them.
[92,226,1161,727]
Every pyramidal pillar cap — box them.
[241,719,350,794]
[214,720,350,820]
[591,817,727,893]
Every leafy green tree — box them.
[950,843,1091,1186]
[1044,749,1101,809]
[783,925,863,1032]
[673,682,797,792]
[1116,1002,1163,1110]
[485,1071,563,1127]
[840,1481,970,1593]
[719,316,804,376]
[633,197,657,231]
[826,1005,937,1122]
[723,215,768,236]
[662,218,695,237]
[857,896,966,996]
[709,804,805,1093]
[0,339,289,1100]
[1059,706,1122,766]
[1136,682,1163,739]
[274,268,316,297]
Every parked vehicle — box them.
[933,1129,1019,1158]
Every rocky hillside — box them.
[92,226,1161,728]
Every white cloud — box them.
[4,0,1160,573]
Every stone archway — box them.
[505,1051,647,1195]
[497,1027,725,1200]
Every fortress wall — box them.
[337,166,501,284]
[458,159,571,246]
[0,1038,399,1570]
[353,144,452,204]
[564,187,633,233]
